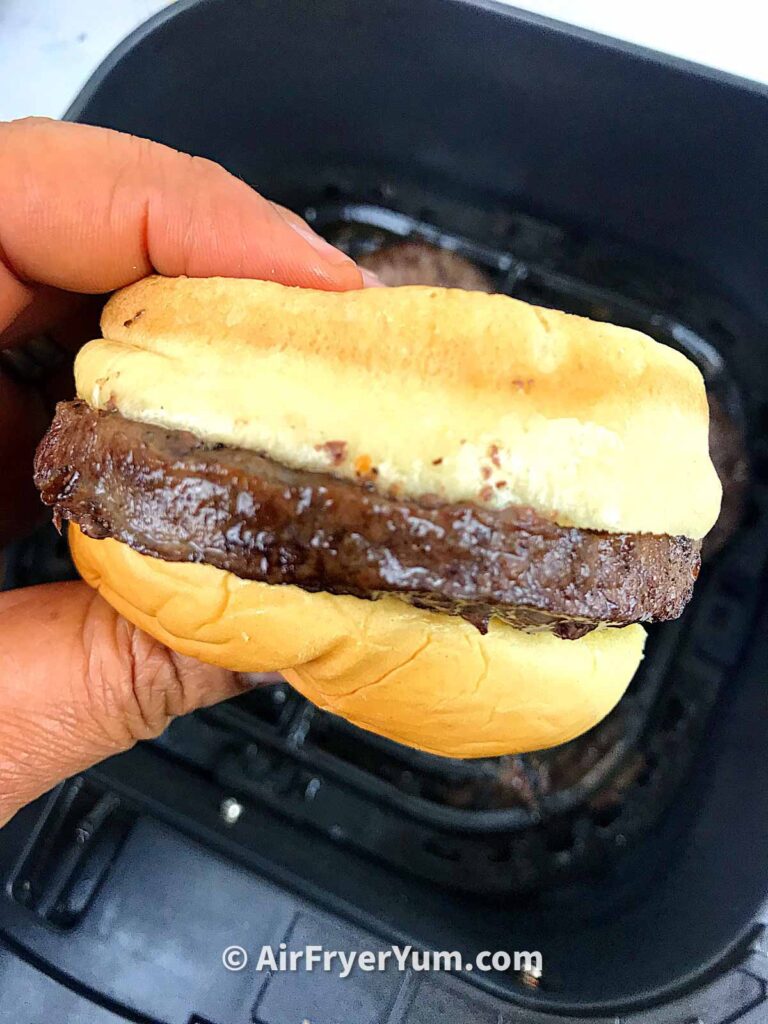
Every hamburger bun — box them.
[70,525,645,758]
[37,274,717,758]
[76,276,721,538]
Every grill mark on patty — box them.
[34,401,701,639]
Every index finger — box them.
[0,117,362,344]
[0,118,362,544]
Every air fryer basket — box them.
[2,1,768,1021]
[118,193,762,899]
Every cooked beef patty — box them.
[34,401,700,639]
[359,240,496,291]
[703,393,749,559]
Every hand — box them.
[0,117,366,828]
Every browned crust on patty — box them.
[34,401,700,638]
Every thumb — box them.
[0,581,249,827]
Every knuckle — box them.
[102,617,187,742]
[85,605,234,746]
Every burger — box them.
[358,239,496,292]
[33,276,721,757]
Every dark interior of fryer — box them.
[2,1,768,1019]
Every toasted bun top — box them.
[76,276,721,537]
[70,526,645,758]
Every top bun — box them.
[76,276,721,538]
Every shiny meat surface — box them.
[35,401,701,638]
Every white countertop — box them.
[0,0,765,123]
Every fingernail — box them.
[360,268,385,288]
[290,223,356,267]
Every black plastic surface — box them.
[69,0,768,328]
[2,0,768,1021]
[120,194,764,902]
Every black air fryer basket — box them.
[2,2,768,1021]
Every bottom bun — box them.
[70,526,645,758]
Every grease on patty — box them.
[35,400,700,639]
